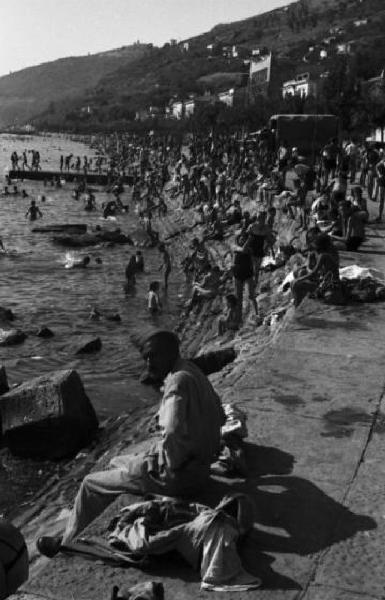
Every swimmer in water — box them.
[25,200,43,221]
[65,255,90,269]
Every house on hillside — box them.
[180,41,190,52]
[329,26,345,35]
[354,18,368,27]
[183,92,216,117]
[322,36,336,46]
[218,87,247,108]
[171,99,183,119]
[337,40,358,55]
[282,72,317,98]
[135,108,150,121]
[248,52,273,99]
[362,69,385,95]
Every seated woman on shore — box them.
[329,201,366,252]
[291,234,340,307]
[218,293,241,335]
[350,186,369,222]
[206,214,224,241]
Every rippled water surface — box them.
[0,133,184,417]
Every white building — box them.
[184,98,195,117]
[282,73,317,98]
[218,88,235,107]
[354,18,368,27]
[171,100,183,119]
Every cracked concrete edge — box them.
[294,382,385,600]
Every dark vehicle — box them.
[269,114,340,159]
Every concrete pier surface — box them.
[10,203,385,599]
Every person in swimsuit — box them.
[25,200,42,221]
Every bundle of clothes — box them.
[107,493,260,592]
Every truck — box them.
[268,114,340,159]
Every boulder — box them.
[191,347,236,376]
[37,326,54,338]
[0,329,26,347]
[75,336,102,354]
[140,347,236,385]
[105,313,121,322]
[0,369,99,459]
[0,307,14,322]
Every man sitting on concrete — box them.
[37,330,225,557]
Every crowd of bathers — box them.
[8,131,379,328]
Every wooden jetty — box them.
[7,170,134,186]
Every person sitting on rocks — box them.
[350,185,369,223]
[190,237,210,278]
[189,265,222,308]
[291,234,340,307]
[218,293,241,335]
[206,213,224,241]
[226,199,242,225]
[329,201,365,252]
[36,329,225,557]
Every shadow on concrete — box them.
[248,475,376,555]
[294,315,368,331]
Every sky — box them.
[0,0,295,77]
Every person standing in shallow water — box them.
[25,199,42,221]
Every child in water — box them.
[147,281,162,314]
[25,199,43,221]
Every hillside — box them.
[0,44,151,128]
[4,0,385,132]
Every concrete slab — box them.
[303,584,383,600]
[314,431,385,598]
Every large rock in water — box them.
[0,369,99,459]
[0,307,14,322]
[74,336,102,354]
[0,329,26,347]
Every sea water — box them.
[0,133,184,418]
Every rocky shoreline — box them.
[1,172,301,578]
